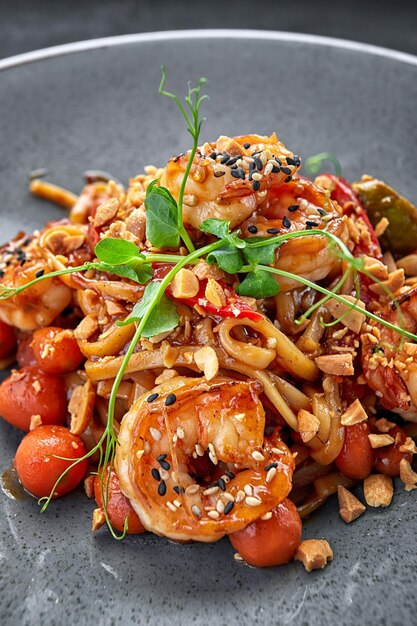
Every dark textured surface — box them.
[1,0,417,59]
[0,32,417,626]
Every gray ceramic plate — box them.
[0,30,416,626]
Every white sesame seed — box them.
[234,552,244,561]
[185,484,200,496]
[150,427,161,441]
[203,486,219,496]
[244,484,253,496]
[264,162,273,175]
[216,500,225,514]
[136,449,144,460]
[245,496,262,507]
[207,510,220,520]
[251,172,262,181]
[222,492,235,502]
[252,451,265,462]
[176,427,185,439]
[266,467,277,483]
[172,434,178,443]
[191,505,201,517]
[261,511,273,521]
[235,490,245,503]
[159,468,170,481]
[167,501,177,512]
[173,499,182,508]
[271,447,282,455]
[192,451,198,459]
[195,444,205,457]
[144,441,150,454]
[234,413,245,421]
[208,442,218,465]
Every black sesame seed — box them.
[231,170,240,179]
[225,471,235,479]
[173,485,185,495]
[243,142,251,149]
[275,157,282,165]
[160,460,170,471]
[214,170,225,177]
[151,468,161,481]
[306,220,319,228]
[158,480,166,496]
[254,157,263,171]
[206,482,218,490]
[264,462,279,471]
[293,155,301,166]
[217,478,226,492]
[281,167,291,175]
[288,204,299,212]
[209,151,217,160]
[20,259,26,266]
[224,501,234,515]
[252,150,261,156]
[267,228,280,234]
[271,165,280,173]
[236,167,245,180]
[283,216,291,229]
[35,269,45,278]
[23,238,31,246]
[249,161,256,172]
[252,180,260,191]
[165,393,176,406]
[286,157,296,166]
[317,208,328,216]
[226,156,238,166]
[285,175,292,183]
[0,270,4,278]
[248,225,258,234]
[220,153,230,164]
[157,453,167,462]
[230,164,238,170]
[147,393,159,403]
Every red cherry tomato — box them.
[229,498,302,567]
[374,425,412,476]
[16,333,36,368]
[0,320,17,359]
[14,425,87,498]
[335,422,374,480]
[0,366,67,431]
[31,326,84,375]
[94,467,145,534]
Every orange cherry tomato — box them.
[31,326,84,375]
[0,366,67,431]
[0,320,17,359]
[374,425,412,476]
[335,422,374,480]
[16,333,36,368]
[94,466,145,534]
[229,498,302,567]
[14,425,87,498]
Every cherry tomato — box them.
[0,320,17,359]
[16,333,36,368]
[31,326,84,375]
[374,425,412,476]
[229,498,302,567]
[0,366,67,431]
[14,425,87,498]
[335,422,374,480]
[94,466,145,534]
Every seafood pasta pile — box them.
[0,74,416,570]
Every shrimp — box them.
[241,178,349,291]
[0,232,72,331]
[159,133,301,231]
[115,376,294,543]
[361,286,417,416]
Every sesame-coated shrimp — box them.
[115,376,294,542]
[159,133,300,231]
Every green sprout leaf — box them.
[236,268,280,299]
[303,152,342,178]
[243,237,280,266]
[206,243,243,274]
[92,261,153,284]
[118,282,179,338]
[95,238,143,265]
[200,218,246,249]
[145,187,181,249]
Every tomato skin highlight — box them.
[31,326,84,375]
[229,498,302,567]
[14,425,87,498]
[0,366,67,431]
[335,422,374,480]
[94,467,145,534]
[0,320,17,359]
[374,425,412,476]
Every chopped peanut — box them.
[363,474,393,507]
[29,414,42,430]
[374,217,389,238]
[93,197,119,227]
[325,295,366,334]
[154,369,179,384]
[105,300,126,316]
[170,268,200,299]
[368,269,405,296]
[368,434,395,449]
[362,256,389,281]
[315,353,354,376]
[340,398,368,426]
[74,315,99,342]
[403,342,417,357]
[295,539,333,572]
[397,254,417,277]
[215,135,244,156]
[205,279,226,307]
[399,458,417,491]
[92,507,106,531]
[374,417,396,433]
[194,346,219,381]
[297,409,320,443]
[338,485,366,523]
[399,437,417,455]
[69,380,95,435]
[84,475,96,499]
[192,259,226,282]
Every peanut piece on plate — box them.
[337,485,366,523]
[295,539,333,572]
[363,474,393,507]
[399,458,417,492]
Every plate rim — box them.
[0,28,417,72]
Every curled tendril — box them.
[304,152,342,178]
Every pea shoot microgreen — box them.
[304,151,342,178]
[2,67,417,539]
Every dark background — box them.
[0,0,417,59]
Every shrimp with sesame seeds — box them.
[159,133,301,232]
[115,376,294,542]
